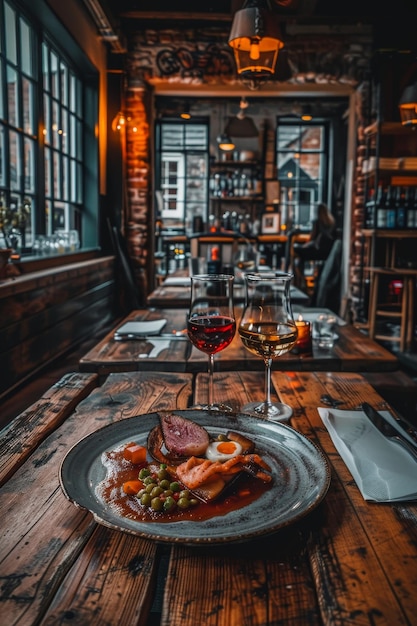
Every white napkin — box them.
[163,276,191,287]
[114,319,167,338]
[318,407,417,502]
[139,339,170,359]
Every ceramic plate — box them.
[60,410,331,545]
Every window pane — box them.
[62,156,68,200]
[20,18,32,77]
[4,2,17,64]
[24,136,35,192]
[50,51,58,99]
[61,109,68,153]
[60,61,67,106]
[22,76,34,134]
[44,145,51,195]
[42,42,49,91]
[0,64,3,118]
[53,151,60,197]
[6,66,18,126]
[52,100,59,148]
[43,94,51,143]
[9,129,20,190]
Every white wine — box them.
[239,322,297,360]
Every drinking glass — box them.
[187,274,236,411]
[238,272,298,420]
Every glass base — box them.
[241,400,293,422]
[191,402,234,413]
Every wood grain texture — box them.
[0,371,192,626]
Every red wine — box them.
[187,316,236,354]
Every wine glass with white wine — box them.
[238,272,298,421]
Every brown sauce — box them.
[95,446,272,523]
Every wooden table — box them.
[79,307,399,376]
[147,279,311,308]
[1,369,416,625]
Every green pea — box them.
[158,468,169,480]
[140,493,152,507]
[143,475,155,485]
[177,497,190,510]
[139,468,150,479]
[145,483,157,494]
[159,479,170,490]
[151,497,163,512]
[189,498,199,507]
[150,486,164,498]
[163,496,176,511]
[170,482,181,492]
[179,490,191,500]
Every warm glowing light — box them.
[249,41,260,60]
[287,172,293,178]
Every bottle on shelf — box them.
[394,186,406,229]
[207,244,221,274]
[386,186,396,229]
[375,185,387,228]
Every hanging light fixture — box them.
[228,0,284,79]
[216,132,235,151]
[180,102,192,120]
[399,82,417,126]
[224,97,259,137]
[300,104,313,122]
[216,101,236,151]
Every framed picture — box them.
[261,212,280,234]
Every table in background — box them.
[1,369,416,625]
[147,279,311,308]
[79,307,399,376]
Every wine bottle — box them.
[375,185,387,228]
[386,186,396,229]
[394,186,406,229]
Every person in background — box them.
[292,202,336,288]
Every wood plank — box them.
[0,372,193,626]
[0,372,99,486]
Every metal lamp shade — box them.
[224,115,259,137]
[399,83,417,126]
[228,1,284,78]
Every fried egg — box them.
[205,439,243,462]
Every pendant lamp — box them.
[224,97,259,137]
[228,0,284,79]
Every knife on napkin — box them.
[362,402,417,457]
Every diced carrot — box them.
[122,480,142,495]
[123,443,147,464]
[238,489,251,497]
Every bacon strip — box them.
[176,454,272,490]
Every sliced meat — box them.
[159,412,210,457]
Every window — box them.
[155,121,209,233]
[276,119,328,231]
[0,0,97,256]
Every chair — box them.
[367,267,417,352]
[189,232,240,272]
[110,225,143,311]
[311,239,342,311]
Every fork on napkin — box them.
[318,407,417,502]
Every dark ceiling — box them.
[100,0,416,51]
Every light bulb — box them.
[249,42,260,61]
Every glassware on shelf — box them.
[238,272,297,421]
[187,274,236,411]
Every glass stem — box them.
[264,359,273,409]
[208,353,215,407]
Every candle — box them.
[294,318,312,355]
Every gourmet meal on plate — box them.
[96,412,273,523]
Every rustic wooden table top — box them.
[1,369,416,625]
[79,307,399,376]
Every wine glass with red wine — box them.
[239,272,297,421]
[187,274,236,411]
